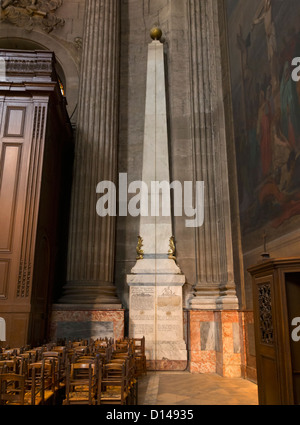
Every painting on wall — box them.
[226,0,300,240]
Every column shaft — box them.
[188,0,238,309]
[60,0,120,305]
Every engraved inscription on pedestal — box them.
[129,287,155,339]
[156,286,183,342]
[128,283,187,361]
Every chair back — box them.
[0,373,25,405]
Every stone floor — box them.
[138,371,258,405]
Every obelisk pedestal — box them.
[128,274,187,370]
[127,28,187,370]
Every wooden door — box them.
[252,273,281,405]
[284,272,300,404]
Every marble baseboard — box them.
[143,340,187,362]
[147,360,188,371]
[50,305,125,341]
[189,350,216,373]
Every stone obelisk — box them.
[127,28,187,369]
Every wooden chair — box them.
[70,341,82,348]
[63,361,99,405]
[115,340,131,355]
[18,352,33,362]
[111,354,138,405]
[74,355,102,377]
[52,346,67,364]
[1,349,17,359]
[73,345,89,358]
[128,353,138,405]
[0,357,26,374]
[95,345,112,362]
[75,356,95,362]
[13,357,28,375]
[51,346,68,384]
[42,351,63,391]
[23,348,43,362]
[0,373,26,405]
[0,359,17,374]
[133,337,147,376]
[25,360,54,405]
[99,363,129,405]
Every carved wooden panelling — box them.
[4,107,26,137]
[0,144,22,251]
[17,105,47,299]
[0,260,9,299]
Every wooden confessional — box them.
[0,50,73,347]
[248,258,300,405]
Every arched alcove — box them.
[0,28,79,120]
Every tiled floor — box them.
[138,371,258,405]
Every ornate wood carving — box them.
[0,0,64,33]
[5,58,53,75]
[1,50,55,84]
[258,283,273,345]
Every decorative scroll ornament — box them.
[73,36,82,51]
[136,236,144,260]
[0,0,64,33]
[168,236,176,260]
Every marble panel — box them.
[56,321,114,340]
[233,322,241,354]
[50,307,124,341]
[215,321,221,352]
[200,322,216,351]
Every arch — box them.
[0,27,79,120]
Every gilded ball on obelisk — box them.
[150,27,163,41]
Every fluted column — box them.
[188,0,239,310]
[59,0,121,305]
